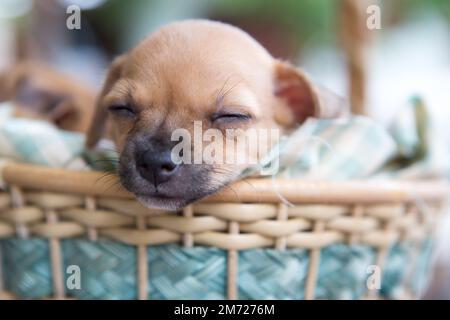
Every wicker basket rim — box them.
[2,162,449,204]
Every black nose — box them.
[136,149,179,186]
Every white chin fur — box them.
[136,195,188,211]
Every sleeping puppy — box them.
[86,20,348,210]
[0,62,96,132]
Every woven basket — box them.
[0,163,448,300]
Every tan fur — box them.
[0,62,96,132]
[86,20,349,209]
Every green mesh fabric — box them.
[62,239,137,299]
[148,244,226,299]
[238,249,308,299]
[380,242,413,298]
[408,238,435,296]
[0,238,435,299]
[2,238,52,298]
[316,244,374,299]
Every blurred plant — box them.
[389,0,450,20]
[210,0,338,45]
[84,0,450,56]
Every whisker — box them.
[105,180,124,193]
[91,159,120,163]
[208,177,240,202]
[220,78,242,101]
[216,76,232,106]
[94,147,120,154]
[94,172,118,186]
[238,179,260,201]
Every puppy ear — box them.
[273,61,349,124]
[0,70,12,101]
[0,65,26,102]
[47,97,78,126]
[86,55,126,148]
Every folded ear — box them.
[0,64,26,102]
[0,71,12,102]
[47,97,78,126]
[273,61,349,124]
[86,55,126,148]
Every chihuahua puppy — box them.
[87,20,348,210]
[0,62,96,132]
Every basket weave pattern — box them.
[0,164,447,299]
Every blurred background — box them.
[0,0,449,299]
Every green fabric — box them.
[408,238,435,296]
[316,244,374,299]
[243,97,450,180]
[148,244,226,299]
[2,238,52,298]
[380,242,413,298]
[238,249,308,299]
[0,238,436,299]
[62,239,137,299]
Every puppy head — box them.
[87,20,348,210]
[0,62,96,132]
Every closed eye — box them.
[108,104,136,117]
[211,112,252,123]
